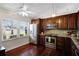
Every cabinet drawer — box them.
[57,42,64,46]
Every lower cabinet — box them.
[65,37,72,56]
[56,37,65,50]
[38,35,45,46]
[71,40,77,56]
[38,35,77,56]
[56,37,73,56]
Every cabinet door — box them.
[68,14,76,30]
[65,37,71,55]
[31,19,40,24]
[56,37,65,50]
[77,13,79,30]
[39,35,45,46]
[60,16,67,29]
[40,19,44,32]
[56,16,67,30]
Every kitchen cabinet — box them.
[42,17,58,30]
[71,40,77,56]
[42,15,68,30]
[57,37,72,55]
[65,37,77,56]
[39,19,45,32]
[31,12,78,30]
[31,18,45,33]
[67,13,76,30]
[77,12,79,30]
[31,19,40,24]
[38,35,45,46]
[65,37,72,55]
[56,16,68,30]
[56,13,77,30]
[56,37,65,50]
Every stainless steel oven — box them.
[45,36,56,49]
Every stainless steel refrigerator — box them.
[30,24,38,44]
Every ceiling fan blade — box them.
[22,5,28,11]
[24,11,33,14]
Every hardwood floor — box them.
[6,43,65,56]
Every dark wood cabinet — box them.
[38,35,45,46]
[65,37,72,55]
[57,37,72,56]
[31,12,78,30]
[65,37,77,56]
[56,16,68,29]
[41,15,68,30]
[77,12,79,30]
[67,13,76,30]
[56,37,65,50]
[57,13,77,30]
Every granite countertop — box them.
[56,34,79,49]
[44,32,79,49]
[70,37,79,49]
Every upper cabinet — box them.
[44,16,68,30]
[67,13,76,30]
[31,18,45,33]
[57,13,77,30]
[31,12,78,31]
[61,16,68,30]
[77,12,79,30]
[56,16,68,30]
[31,19,40,24]
[52,13,77,30]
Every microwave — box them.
[46,24,57,30]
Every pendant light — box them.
[52,3,56,17]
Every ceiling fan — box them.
[16,4,34,17]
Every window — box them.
[19,21,27,37]
[2,19,27,41]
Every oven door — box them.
[51,37,56,44]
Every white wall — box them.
[0,10,31,52]
[0,20,3,46]
[2,36,30,51]
[2,20,30,51]
[2,17,31,52]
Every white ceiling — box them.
[0,3,79,18]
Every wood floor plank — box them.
[6,43,64,56]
